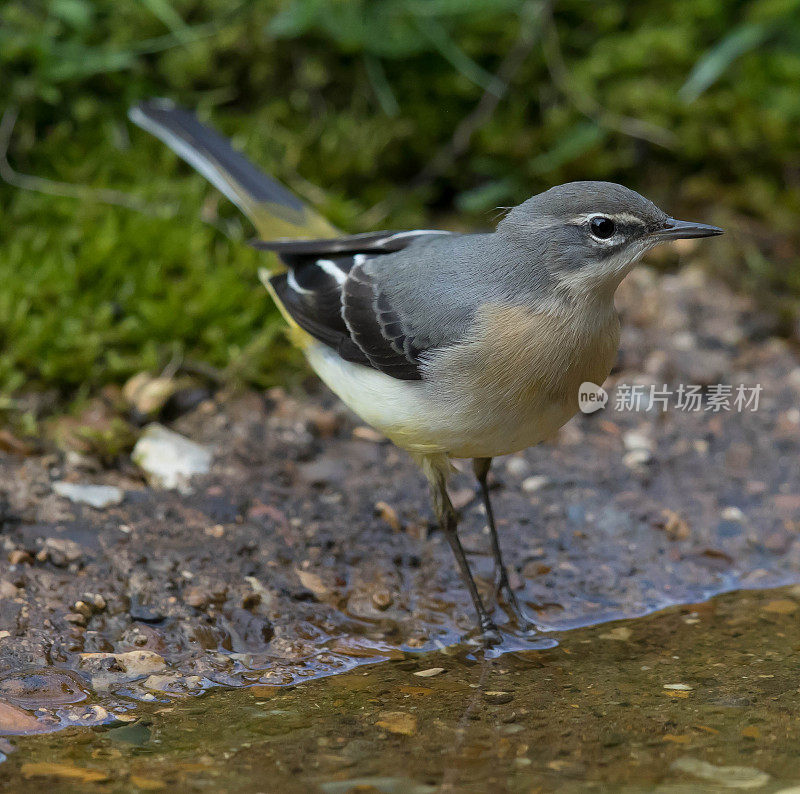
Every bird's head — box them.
[497,181,722,298]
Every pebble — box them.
[483,690,514,704]
[371,589,394,611]
[352,426,384,443]
[123,373,179,417]
[131,424,212,492]
[623,430,653,453]
[413,667,445,678]
[374,501,401,532]
[375,711,417,736]
[0,668,89,708]
[660,509,691,540]
[599,627,631,641]
[184,587,209,609]
[521,476,550,493]
[671,757,770,789]
[83,593,107,612]
[73,600,94,619]
[142,673,179,692]
[505,457,528,477]
[79,650,167,678]
[623,448,653,469]
[20,762,109,783]
[44,538,83,566]
[304,407,341,438]
[721,506,745,522]
[663,683,692,691]
[8,550,31,565]
[762,599,797,615]
[0,701,47,734]
[52,482,124,509]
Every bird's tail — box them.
[128,99,337,262]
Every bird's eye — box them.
[589,216,616,240]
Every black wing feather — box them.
[261,230,450,381]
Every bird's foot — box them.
[493,569,538,635]
[478,617,502,648]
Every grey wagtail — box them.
[130,99,723,645]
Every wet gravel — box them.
[0,262,798,727]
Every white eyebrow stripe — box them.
[569,211,645,225]
[315,258,347,284]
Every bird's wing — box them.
[261,231,454,381]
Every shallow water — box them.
[4,585,800,792]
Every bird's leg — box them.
[426,464,500,646]
[472,457,535,632]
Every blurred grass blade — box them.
[679,23,771,103]
[138,0,191,42]
[413,15,501,95]
[529,121,606,175]
[364,55,400,117]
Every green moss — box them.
[1,0,799,397]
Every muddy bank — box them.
[0,262,798,726]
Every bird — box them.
[129,99,723,645]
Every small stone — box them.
[129,777,166,791]
[64,612,87,626]
[304,407,341,438]
[0,701,48,734]
[123,372,179,417]
[722,506,745,522]
[663,683,692,691]
[623,430,653,453]
[72,601,94,619]
[44,538,83,566]
[659,509,691,540]
[0,580,17,599]
[131,424,212,492]
[371,589,394,611]
[599,627,631,641]
[483,690,513,705]
[52,482,124,509]
[295,568,328,597]
[414,667,445,678]
[522,476,550,493]
[352,426,384,443]
[623,449,653,469]
[762,599,797,615]
[79,650,167,677]
[505,457,528,477]
[142,673,179,692]
[20,762,109,783]
[84,593,106,612]
[448,488,474,511]
[8,550,31,565]
[184,587,209,609]
[375,711,417,736]
[671,757,770,788]
[374,501,401,532]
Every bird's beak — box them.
[650,218,724,241]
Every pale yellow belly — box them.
[304,323,615,460]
